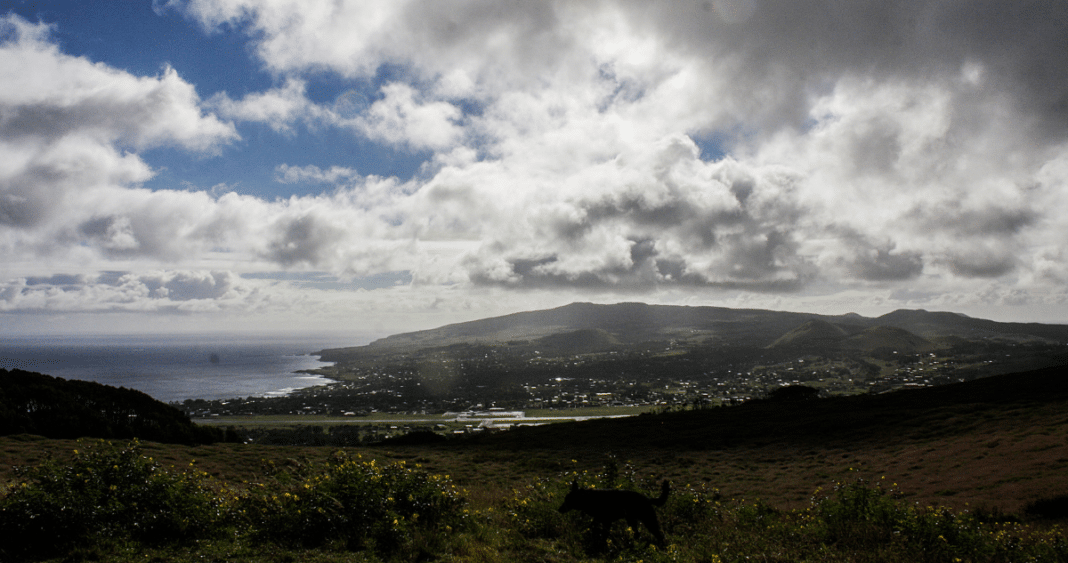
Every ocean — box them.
[0,334,369,403]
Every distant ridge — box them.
[323,302,1068,359]
[875,309,1067,340]
[334,302,850,352]
[768,320,937,354]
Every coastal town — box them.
[181,338,1045,445]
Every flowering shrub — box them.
[805,474,1068,563]
[500,464,1068,563]
[4,444,1066,563]
[238,452,468,555]
[0,439,231,561]
[661,482,724,529]
[506,477,570,539]
[506,460,676,559]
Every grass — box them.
[4,367,1068,561]
[5,396,1068,515]
[2,439,1066,562]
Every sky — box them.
[2,0,1068,340]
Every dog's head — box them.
[558,480,582,513]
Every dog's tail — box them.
[651,480,670,507]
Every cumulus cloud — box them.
[208,78,314,132]
[5,1,1068,330]
[161,0,1068,306]
[274,164,362,185]
[0,13,237,249]
[0,16,236,150]
[0,270,248,313]
[349,83,463,150]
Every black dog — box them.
[558,480,670,546]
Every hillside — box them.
[458,364,1068,451]
[322,302,1068,360]
[4,364,1068,563]
[839,325,936,353]
[326,302,846,356]
[767,319,852,348]
[533,328,622,354]
[293,302,1068,418]
[0,369,222,444]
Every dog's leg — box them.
[644,517,666,547]
[592,520,611,553]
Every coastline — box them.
[0,339,352,404]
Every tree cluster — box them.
[0,369,223,444]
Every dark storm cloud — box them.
[849,248,924,282]
[941,246,1017,278]
[140,271,237,301]
[556,194,744,248]
[24,274,88,287]
[469,228,810,292]
[643,0,1068,137]
[829,228,924,282]
[0,163,70,228]
[912,203,1038,238]
[264,214,345,267]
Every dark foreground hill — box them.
[455,364,1068,451]
[0,369,221,444]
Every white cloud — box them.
[348,83,463,150]
[5,2,1068,333]
[0,13,238,248]
[208,78,314,132]
[164,0,1068,310]
[274,164,362,185]
[0,16,236,152]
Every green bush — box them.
[5,446,1067,563]
[500,470,1068,563]
[516,460,679,558]
[506,477,570,540]
[806,475,1068,563]
[661,482,724,530]
[0,439,231,561]
[238,452,468,556]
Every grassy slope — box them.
[3,366,1068,516]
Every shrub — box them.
[813,475,905,546]
[811,475,1000,562]
[506,477,570,540]
[502,470,1068,563]
[0,439,231,561]
[661,482,724,528]
[238,452,468,556]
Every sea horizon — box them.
[0,332,375,403]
